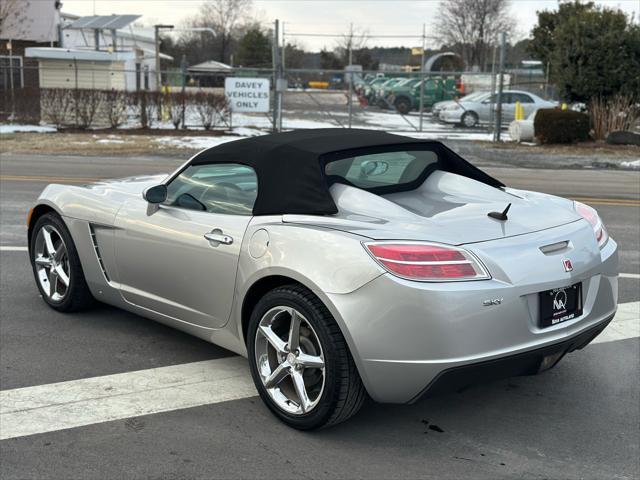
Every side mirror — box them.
[143,184,167,204]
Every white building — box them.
[21,13,170,91]
[57,14,170,91]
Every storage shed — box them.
[25,47,126,90]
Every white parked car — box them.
[438,90,557,127]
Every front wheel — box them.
[394,97,411,115]
[30,213,94,312]
[461,111,479,128]
[247,285,366,429]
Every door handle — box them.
[204,231,233,245]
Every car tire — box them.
[30,212,94,312]
[394,97,411,115]
[461,111,479,128]
[247,284,367,430]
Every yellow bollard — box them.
[561,103,567,110]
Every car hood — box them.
[82,174,168,196]
[433,100,454,109]
[283,171,581,245]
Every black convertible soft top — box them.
[189,128,504,216]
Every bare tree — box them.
[335,24,369,65]
[166,91,187,129]
[104,89,128,129]
[0,0,20,38]
[193,91,229,130]
[434,0,514,71]
[40,89,74,127]
[189,0,252,64]
[0,0,25,37]
[76,89,104,129]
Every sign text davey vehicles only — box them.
[224,77,270,113]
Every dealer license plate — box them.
[539,283,582,328]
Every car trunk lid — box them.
[283,171,580,245]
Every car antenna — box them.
[488,203,511,221]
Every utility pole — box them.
[347,22,353,129]
[272,19,281,132]
[281,22,286,70]
[7,39,15,121]
[154,24,174,91]
[180,54,188,128]
[418,23,426,131]
[494,32,506,142]
[489,44,497,134]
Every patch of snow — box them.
[0,124,56,134]
[154,136,244,150]
[395,130,502,142]
[96,138,126,144]
[230,127,266,137]
[282,118,340,129]
[621,159,640,169]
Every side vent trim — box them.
[89,224,111,282]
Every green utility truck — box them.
[387,77,460,114]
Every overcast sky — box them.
[62,0,640,51]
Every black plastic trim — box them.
[410,315,615,403]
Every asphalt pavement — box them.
[0,149,639,479]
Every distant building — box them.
[26,14,171,91]
[2,8,170,92]
[25,47,127,90]
[187,60,233,87]
[0,0,62,90]
[57,13,171,91]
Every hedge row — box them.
[534,108,590,144]
[2,88,230,130]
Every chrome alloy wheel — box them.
[33,225,70,302]
[254,306,326,415]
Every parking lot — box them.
[1,149,639,479]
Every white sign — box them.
[225,77,270,113]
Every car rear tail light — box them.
[574,201,608,249]
[364,242,490,282]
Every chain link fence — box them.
[1,63,556,136]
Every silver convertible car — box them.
[28,129,618,429]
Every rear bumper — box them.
[325,224,618,403]
[414,314,612,401]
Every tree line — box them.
[161,0,639,101]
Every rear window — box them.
[325,150,439,190]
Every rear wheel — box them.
[394,97,411,115]
[30,213,93,312]
[461,111,479,128]
[247,285,366,429]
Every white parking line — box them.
[0,246,27,252]
[592,301,640,344]
[0,357,256,440]
[0,302,638,440]
[620,273,640,280]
